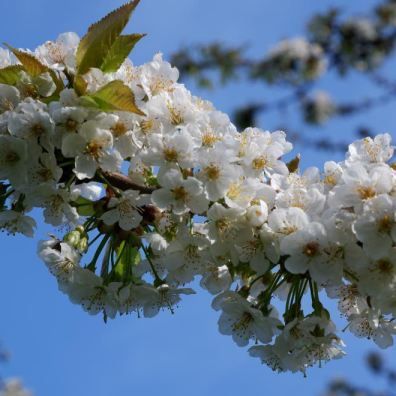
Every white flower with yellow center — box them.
[38,238,81,282]
[152,167,209,215]
[0,210,36,237]
[0,135,28,187]
[216,292,281,347]
[61,119,122,179]
[101,190,149,231]
[347,133,394,164]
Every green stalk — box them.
[86,233,111,271]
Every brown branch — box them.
[96,172,158,194]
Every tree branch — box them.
[95,172,157,194]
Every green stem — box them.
[141,244,162,282]
[1,189,15,201]
[100,237,113,278]
[86,234,111,271]
[87,233,102,247]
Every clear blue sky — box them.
[0,1,395,395]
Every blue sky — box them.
[0,1,395,395]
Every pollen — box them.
[140,119,154,134]
[167,102,184,125]
[65,118,78,132]
[0,98,14,112]
[150,79,174,96]
[377,215,393,233]
[204,164,221,180]
[303,241,320,257]
[202,133,220,147]
[163,147,179,162]
[118,199,134,216]
[22,84,38,98]
[171,186,188,202]
[215,218,231,234]
[233,312,253,332]
[5,151,19,164]
[123,64,139,84]
[227,183,242,199]
[375,258,394,275]
[252,156,268,171]
[111,121,128,137]
[357,186,376,200]
[280,225,297,235]
[30,123,45,137]
[45,42,65,63]
[85,141,104,158]
[324,174,337,186]
[363,138,380,162]
[37,168,53,182]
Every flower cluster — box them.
[252,37,327,84]
[303,91,336,125]
[0,1,395,375]
[0,379,32,396]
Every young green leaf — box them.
[76,0,141,75]
[286,154,301,173]
[4,44,47,77]
[72,197,95,216]
[0,65,25,85]
[73,74,88,96]
[101,33,146,73]
[3,45,64,93]
[81,80,145,115]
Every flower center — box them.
[204,164,221,181]
[111,121,128,137]
[227,183,241,199]
[377,215,393,233]
[85,141,103,158]
[357,186,376,200]
[252,156,268,171]
[30,123,45,137]
[324,175,337,186]
[65,118,78,132]
[118,199,134,215]
[215,218,231,234]
[167,102,184,125]
[202,133,220,147]
[233,312,253,331]
[140,119,154,134]
[171,186,188,202]
[163,147,179,162]
[303,242,320,257]
[5,151,19,164]
[375,259,393,275]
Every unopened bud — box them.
[75,225,85,234]
[77,237,88,253]
[64,230,80,246]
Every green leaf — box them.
[101,33,146,73]
[286,154,301,173]
[81,80,145,115]
[114,244,140,281]
[73,197,95,216]
[2,45,64,93]
[74,74,88,96]
[76,0,140,75]
[4,44,47,77]
[0,65,25,85]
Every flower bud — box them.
[77,237,88,253]
[64,230,80,246]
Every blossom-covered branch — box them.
[1,0,396,376]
